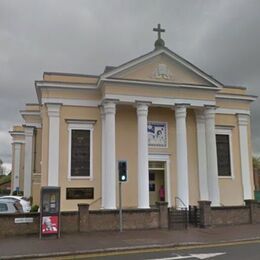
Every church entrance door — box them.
[149,161,166,207]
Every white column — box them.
[103,101,116,209]
[195,110,209,201]
[237,114,253,200]
[175,105,189,208]
[24,126,34,197]
[137,103,149,208]
[100,106,105,208]
[13,142,22,192]
[47,103,61,186]
[204,106,220,206]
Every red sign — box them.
[41,216,59,234]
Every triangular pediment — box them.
[100,48,223,88]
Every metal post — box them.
[119,182,123,232]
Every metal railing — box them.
[174,196,188,210]
[89,197,102,207]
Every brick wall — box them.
[0,204,166,237]
[211,206,250,225]
[199,200,260,227]
[60,211,78,233]
[0,212,39,237]
[88,209,159,231]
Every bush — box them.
[12,190,24,196]
[30,205,39,212]
[0,188,10,196]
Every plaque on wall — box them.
[66,188,94,200]
[148,122,167,148]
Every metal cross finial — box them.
[153,24,165,40]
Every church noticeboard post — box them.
[40,187,61,239]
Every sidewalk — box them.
[1,224,260,259]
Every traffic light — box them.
[118,161,127,182]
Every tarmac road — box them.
[53,240,260,260]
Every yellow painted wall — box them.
[58,106,102,210]
[216,99,250,110]
[103,83,216,101]
[43,74,98,84]
[41,88,101,100]
[38,103,252,210]
[216,114,244,206]
[115,53,213,86]
[115,105,138,207]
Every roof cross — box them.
[153,24,165,40]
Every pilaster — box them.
[100,106,105,208]
[46,103,61,186]
[195,110,209,201]
[204,106,220,206]
[238,114,253,200]
[24,126,34,197]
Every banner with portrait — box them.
[148,122,167,147]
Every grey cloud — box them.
[1,0,260,164]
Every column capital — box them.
[204,105,217,119]
[136,102,149,117]
[14,142,23,149]
[174,104,189,119]
[237,113,250,126]
[23,125,35,137]
[99,105,105,119]
[46,103,62,117]
[195,109,205,123]
[102,101,116,115]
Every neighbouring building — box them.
[10,25,257,211]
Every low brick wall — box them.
[199,200,260,227]
[89,209,159,231]
[211,206,250,226]
[0,212,40,237]
[0,204,166,237]
[60,211,78,233]
[253,203,260,223]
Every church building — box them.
[10,25,257,211]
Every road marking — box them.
[149,252,226,260]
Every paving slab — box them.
[1,224,260,259]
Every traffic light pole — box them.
[119,181,123,232]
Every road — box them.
[50,240,260,260]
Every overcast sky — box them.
[1,0,260,167]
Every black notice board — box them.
[66,187,94,200]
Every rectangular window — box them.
[68,122,94,179]
[216,134,232,177]
[71,130,90,177]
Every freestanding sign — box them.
[40,186,61,239]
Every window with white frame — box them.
[68,122,94,179]
[216,128,233,177]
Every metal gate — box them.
[168,207,188,230]
[188,205,200,227]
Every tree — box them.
[253,156,260,191]
[253,156,260,171]
[0,159,3,176]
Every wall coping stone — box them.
[211,206,249,210]
[90,208,159,214]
